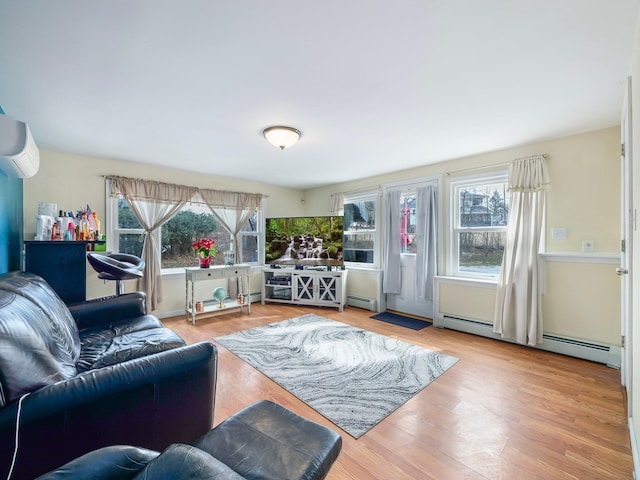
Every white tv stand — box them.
[261,267,348,311]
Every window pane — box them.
[119,233,144,257]
[458,183,509,227]
[344,201,376,231]
[458,231,506,275]
[239,234,258,263]
[344,198,376,265]
[343,232,374,263]
[241,210,259,232]
[160,207,231,268]
[400,194,416,254]
[118,199,142,229]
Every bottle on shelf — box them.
[65,221,74,241]
[92,211,101,240]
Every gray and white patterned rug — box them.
[215,313,459,438]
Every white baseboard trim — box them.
[437,314,621,368]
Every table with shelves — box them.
[185,265,251,324]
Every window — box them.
[107,196,262,270]
[399,192,416,254]
[448,173,509,278]
[343,191,379,267]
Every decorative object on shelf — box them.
[195,301,204,312]
[193,238,217,268]
[224,245,235,265]
[213,287,228,308]
[263,126,301,150]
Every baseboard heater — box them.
[440,315,621,368]
[347,295,377,312]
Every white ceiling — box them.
[1,1,639,189]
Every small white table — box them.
[185,265,251,324]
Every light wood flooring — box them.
[163,304,633,480]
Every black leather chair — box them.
[87,253,145,295]
[36,400,342,480]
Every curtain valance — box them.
[507,154,550,192]
[106,176,264,207]
[107,176,198,203]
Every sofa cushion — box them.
[78,314,164,343]
[0,272,80,362]
[0,290,77,407]
[132,444,246,480]
[77,328,186,372]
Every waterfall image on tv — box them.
[265,216,343,267]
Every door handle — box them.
[616,267,629,276]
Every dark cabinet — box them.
[24,241,89,304]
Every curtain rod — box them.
[445,154,549,176]
[336,184,381,196]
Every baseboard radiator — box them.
[347,295,377,312]
[439,315,621,368]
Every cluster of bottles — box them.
[51,206,101,243]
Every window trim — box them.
[447,171,509,280]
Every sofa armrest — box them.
[36,446,159,480]
[68,292,148,329]
[0,341,217,480]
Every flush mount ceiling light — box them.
[263,126,301,150]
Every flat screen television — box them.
[265,216,344,268]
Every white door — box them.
[386,253,433,317]
[385,183,437,318]
[620,76,633,411]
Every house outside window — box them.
[343,191,379,267]
[448,173,509,278]
[400,193,416,254]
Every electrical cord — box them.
[6,392,30,480]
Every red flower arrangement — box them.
[193,238,217,259]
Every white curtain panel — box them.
[198,189,263,261]
[415,185,437,301]
[109,176,197,310]
[493,154,550,346]
[383,189,402,294]
[330,192,344,216]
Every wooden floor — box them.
[164,304,633,480]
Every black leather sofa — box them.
[0,271,216,480]
[37,400,343,480]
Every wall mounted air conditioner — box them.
[0,114,40,178]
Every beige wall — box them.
[22,127,622,340]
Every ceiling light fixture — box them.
[263,126,301,150]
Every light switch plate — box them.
[551,227,567,240]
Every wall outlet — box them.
[582,240,594,252]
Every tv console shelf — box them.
[261,268,348,311]
[185,265,251,324]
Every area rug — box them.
[370,311,432,330]
[215,313,458,438]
